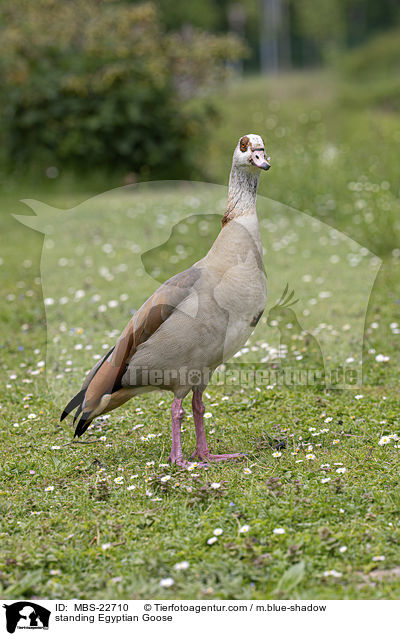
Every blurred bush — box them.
[0,0,244,177]
[340,28,400,110]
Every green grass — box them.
[1,71,400,600]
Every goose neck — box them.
[224,166,260,224]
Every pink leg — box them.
[191,389,243,463]
[168,398,187,467]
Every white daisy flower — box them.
[210,482,221,489]
[375,354,390,362]
[173,561,189,571]
[159,577,174,587]
[323,569,342,578]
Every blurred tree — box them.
[137,0,400,71]
[0,0,245,177]
[345,0,400,46]
[145,0,222,31]
[129,0,261,69]
[290,0,346,64]
[142,0,400,71]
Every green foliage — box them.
[132,0,400,71]
[292,0,346,61]
[342,27,400,79]
[339,28,400,110]
[0,0,244,177]
[144,0,222,31]
[275,561,305,594]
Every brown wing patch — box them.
[82,267,200,413]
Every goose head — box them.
[233,134,271,172]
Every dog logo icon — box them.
[3,602,50,634]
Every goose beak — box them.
[260,157,271,171]
[251,150,271,170]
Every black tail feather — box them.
[60,389,85,422]
[73,404,83,425]
[74,412,93,438]
[61,347,115,424]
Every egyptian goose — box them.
[61,134,271,466]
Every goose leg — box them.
[191,389,243,462]
[168,398,187,467]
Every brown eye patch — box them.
[239,136,250,152]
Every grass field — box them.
[1,72,400,600]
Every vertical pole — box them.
[260,0,282,74]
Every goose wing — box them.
[61,266,201,436]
